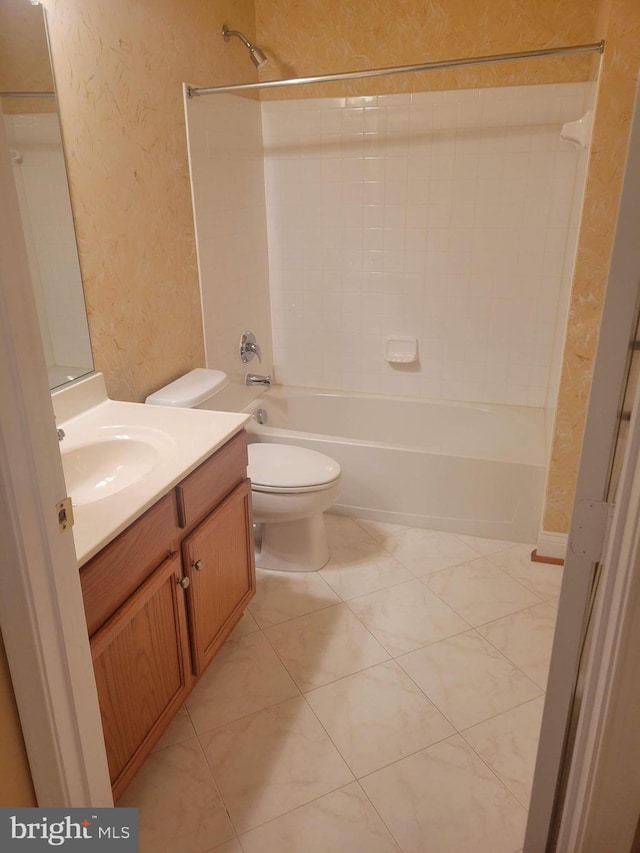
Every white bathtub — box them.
[243,386,547,543]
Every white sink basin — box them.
[63,438,160,505]
[53,374,250,565]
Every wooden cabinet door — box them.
[182,479,256,675]
[90,552,192,798]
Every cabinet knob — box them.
[192,559,204,572]
[177,576,190,589]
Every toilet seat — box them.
[248,443,341,494]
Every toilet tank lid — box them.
[145,368,228,407]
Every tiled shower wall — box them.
[262,82,591,408]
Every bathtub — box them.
[243,386,547,543]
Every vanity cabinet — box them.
[176,431,255,675]
[90,552,191,791]
[182,480,254,674]
[79,429,255,798]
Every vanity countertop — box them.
[53,374,250,567]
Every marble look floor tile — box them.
[264,604,389,691]
[249,567,340,627]
[360,735,527,853]
[305,660,454,777]
[186,631,299,733]
[320,541,413,600]
[200,696,353,833]
[117,738,234,853]
[478,603,558,689]
[205,840,242,853]
[456,534,520,556]
[397,631,542,729]
[325,513,375,547]
[352,518,411,545]
[423,557,541,626]
[462,696,545,807]
[227,609,260,640]
[152,704,195,752]
[347,579,470,655]
[486,546,564,600]
[382,527,480,576]
[239,782,400,853]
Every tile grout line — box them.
[352,778,405,852]
[473,602,558,691]
[392,627,545,730]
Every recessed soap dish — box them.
[385,337,418,364]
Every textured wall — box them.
[255,0,600,98]
[543,0,640,532]
[42,0,259,402]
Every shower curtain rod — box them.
[187,40,604,98]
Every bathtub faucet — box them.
[245,373,272,387]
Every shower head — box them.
[222,24,268,69]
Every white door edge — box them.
[557,366,640,850]
[525,82,640,850]
[0,119,112,805]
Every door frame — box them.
[0,118,112,805]
[525,82,640,850]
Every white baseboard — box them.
[536,530,568,561]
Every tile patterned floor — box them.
[117,515,563,853]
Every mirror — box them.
[0,0,93,389]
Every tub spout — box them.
[245,373,272,387]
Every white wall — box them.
[262,82,591,407]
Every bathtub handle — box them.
[240,331,262,363]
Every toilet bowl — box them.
[145,369,342,572]
[249,443,341,572]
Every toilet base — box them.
[255,513,330,572]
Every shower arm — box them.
[222,25,254,51]
[221,24,268,69]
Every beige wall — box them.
[0,633,36,807]
[543,0,640,532]
[256,0,599,97]
[42,0,259,402]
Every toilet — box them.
[248,442,341,572]
[146,369,341,572]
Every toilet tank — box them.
[145,368,228,408]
